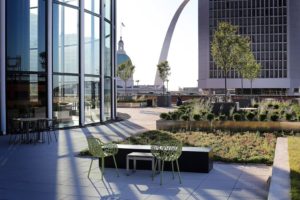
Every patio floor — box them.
[0,107,271,200]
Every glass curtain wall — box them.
[53,1,79,127]
[84,0,100,124]
[6,0,47,133]
[104,0,112,120]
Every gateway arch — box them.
[154,0,191,86]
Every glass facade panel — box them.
[84,13,100,75]
[6,0,47,133]
[85,0,100,14]
[53,4,79,74]
[104,0,111,20]
[85,76,100,123]
[56,0,79,7]
[104,77,111,120]
[53,75,79,127]
[6,0,46,72]
[6,74,47,132]
[104,21,111,76]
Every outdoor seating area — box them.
[8,118,58,144]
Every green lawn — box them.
[120,130,276,164]
[288,137,300,200]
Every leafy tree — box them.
[211,22,250,101]
[157,61,171,95]
[117,60,135,95]
[241,53,261,95]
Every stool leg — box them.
[171,161,175,179]
[152,159,157,181]
[133,158,136,172]
[176,160,182,184]
[126,156,129,176]
[112,155,119,177]
[160,161,164,185]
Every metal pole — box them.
[47,0,53,120]
[0,0,6,134]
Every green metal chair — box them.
[151,141,182,185]
[87,137,119,180]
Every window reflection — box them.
[104,0,111,20]
[85,0,100,14]
[6,74,47,132]
[53,4,79,73]
[104,21,111,76]
[104,77,111,120]
[53,75,79,127]
[56,0,79,7]
[85,77,100,123]
[6,0,46,72]
[84,13,100,75]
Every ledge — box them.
[268,137,291,200]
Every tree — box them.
[211,22,250,101]
[117,60,135,95]
[157,61,171,95]
[241,53,261,95]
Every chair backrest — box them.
[151,141,182,161]
[87,137,105,157]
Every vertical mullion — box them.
[0,0,6,134]
[80,0,85,126]
[48,0,53,120]
[111,0,116,119]
[100,0,105,122]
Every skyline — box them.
[117,0,198,91]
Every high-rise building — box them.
[0,0,117,134]
[198,0,300,95]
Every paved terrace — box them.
[0,107,271,200]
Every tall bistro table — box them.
[13,117,52,143]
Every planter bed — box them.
[156,120,300,132]
[103,144,213,173]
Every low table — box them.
[126,152,159,175]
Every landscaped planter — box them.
[156,119,300,132]
[117,102,147,108]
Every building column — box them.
[47,0,53,120]
[79,0,85,126]
[100,0,105,122]
[0,0,6,135]
[111,0,116,119]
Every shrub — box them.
[207,113,214,121]
[274,104,279,109]
[160,113,169,120]
[219,114,226,121]
[246,112,256,121]
[259,114,267,121]
[285,113,293,121]
[181,114,190,121]
[233,113,242,121]
[193,114,201,121]
[170,112,180,120]
[270,114,279,121]
[253,104,259,108]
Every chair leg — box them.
[160,161,164,185]
[88,159,93,178]
[171,161,175,179]
[152,159,158,181]
[176,160,182,184]
[112,155,119,177]
[53,131,58,142]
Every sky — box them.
[117,0,198,91]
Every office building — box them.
[198,0,300,95]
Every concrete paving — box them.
[0,107,271,200]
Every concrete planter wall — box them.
[117,102,147,108]
[156,119,300,132]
